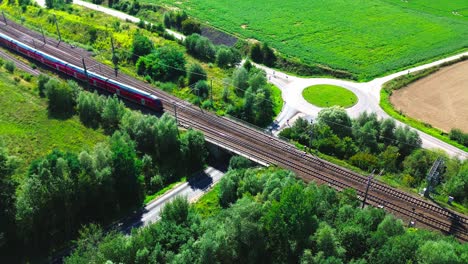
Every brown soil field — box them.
[391,60,468,133]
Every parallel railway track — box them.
[1,19,467,241]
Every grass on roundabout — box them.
[302,84,358,108]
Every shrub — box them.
[4,61,15,73]
[449,128,468,147]
[187,63,207,86]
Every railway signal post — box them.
[2,11,7,25]
[82,58,89,88]
[110,36,118,77]
[40,26,46,45]
[53,15,61,46]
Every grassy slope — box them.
[302,84,357,108]
[194,183,221,218]
[2,3,282,122]
[0,68,106,175]
[155,0,468,80]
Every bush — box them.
[37,74,50,97]
[181,19,201,35]
[4,61,15,73]
[187,63,207,86]
[44,78,75,116]
[185,34,216,62]
[194,80,209,99]
[449,128,468,147]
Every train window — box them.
[141,99,146,105]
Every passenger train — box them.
[0,32,163,111]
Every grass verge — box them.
[144,177,187,204]
[0,65,106,175]
[194,183,221,218]
[302,84,357,108]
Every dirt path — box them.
[391,60,468,133]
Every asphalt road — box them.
[120,166,225,233]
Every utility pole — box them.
[173,102,180,138]
[82,57,89,88]
[110,36,118,77]
[361,170,375,209]
[53,15,61,46]
[40,26,46,44]
[2,11,7,25]
[424,157,444,198]
[210,79,213,102]
[361,169,384,209]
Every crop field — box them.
[390,60,468,133]
[155,0,468,80]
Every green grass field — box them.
[302,84,357,108]
[0,68,106,174]
[155,0,468,80]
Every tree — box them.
[160,196,190,225]
[131,33,154,62]
[77,91,103,128]
[417,240,464,264]
[216,48,233,68]
[253,88,274,126]
[44,78,75,116]
[248,70,267,92]
[37,74,50,98]
[180,129,207,174]
[228,156,254,170]
[402,149,437,186]
[263,184,318,263]
[194,80,209,99]
[184,34,216,62]
[317,107,353,138]
[250,43,263,63]
[109,131,142,210]
[136,46,186,82]
[262,43,276,67]
[349,152,379,171]
[101,95,126,134]
[181,19,201,35]
[0,144,17,250]
[232,67,249,95]
[394,126,421,159]
[187,63,207,86]
[445,164,468,204]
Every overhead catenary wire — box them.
[2,11,431,151]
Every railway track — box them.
[1,19,467,241]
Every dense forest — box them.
[280,107,468,207]
[65,162,467,263]
[0,74,208,260]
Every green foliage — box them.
[184,33,216,62]
[163,10,188,30]
[44,78,76,116]
[4,61,15,73]
[216,47,241,68]
[0,144,18,251]
[101,95,126,134]
[194,80,209,99]
[187,63,206,86]
[37,74,50,98]
[317,107,353,138]
[228,155,254,170]
[180,129,207,173]
[449,128,468,147]
[250,42,263,63]
[136,45,186,82]
[156,0,468,80]
[232,66,249,95]
[77,91,104,128]
[66,166,468,264]
[181,18,201,35]
[131,33,154,62]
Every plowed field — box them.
[391,61,468,133]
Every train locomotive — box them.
[0,32,163,111]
